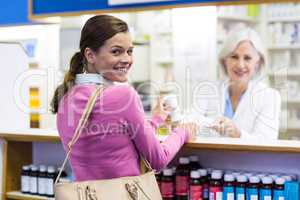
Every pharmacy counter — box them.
[1,130,300,200]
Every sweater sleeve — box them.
[124,87,188,171]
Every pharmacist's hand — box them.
[152,96,172,121]
[177,122,199,141]
[210,117,241,138]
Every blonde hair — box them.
[219,28,266,76]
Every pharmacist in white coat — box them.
[193,28,281,140]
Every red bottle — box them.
[161,168,175,200]
[175,157,190,200]
[190,170,203,200]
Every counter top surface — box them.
[0,129,300,153]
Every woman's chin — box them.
[104,74,128,83]
[112,75,128,83]
[231,77,250,85]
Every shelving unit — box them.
[263,3,300,138]
[1,130,300,199]
[0,130,59,200]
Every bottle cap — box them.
[211,171,222,180]
[289,174,298,181]
[22,165,30,171]
[39,165,47,172]
[47,166,56,173]
[275,177,285,185]
[244,172,253,178]
[163,95,178,110]
[31,165,38,171]
[163,169,173,176]
[232,172,241,177]
[213,170,223,175]
[207,168,214,174]
[198,169,207,176]
[224,174,235,182]
[249,176,260,184]
[179,157,190,164]
[189,155,199,162]
[270,174,279,181]
[237,175,248,183]
[281,175,292,182]
[256,173,266,179]
[191,170,201,179]
[262,176,273,184]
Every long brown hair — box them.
[51,15,129,113]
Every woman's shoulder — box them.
[249,81,281,103]
[250,81,280,95]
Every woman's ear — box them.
[84,47,96,64]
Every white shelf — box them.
[6,191,54,200]
[217,15,258,23]
[268,68,300,76]
[155,58,173,65]
[268,45,300,50]
[283,99,300,104]
[267,17,300,23]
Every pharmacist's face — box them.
[88,32,133,82]
[224,41,261,85]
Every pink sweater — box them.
[57,84,188,181]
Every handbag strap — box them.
[55,85,152,184]
[55,85,103,184]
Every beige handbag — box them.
[55,85,162,200]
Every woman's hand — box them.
[210,117,241,138]
[152,96,172,121]
[177,122,199,141]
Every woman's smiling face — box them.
[86,32,134,82]
[224,40,261,85]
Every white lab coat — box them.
[191,80,281,140]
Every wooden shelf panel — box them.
[6,191,54,200]
[0,129,60,142]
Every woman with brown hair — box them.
[51,15,198,181]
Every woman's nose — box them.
[237,58,246,69]
[121,53,132,63]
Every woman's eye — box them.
[244,56,252,60]
[127,49,133,56]
[230,55,238,59]
[112,49,122,55]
